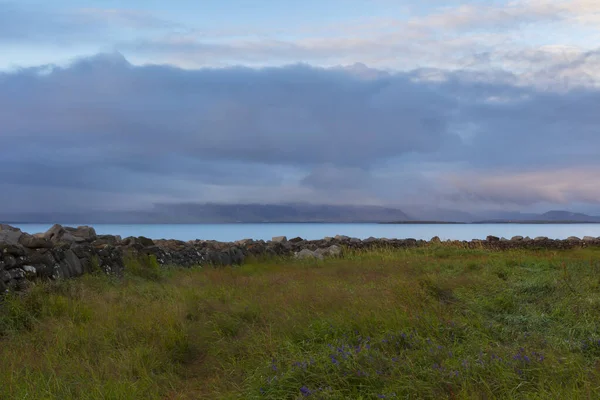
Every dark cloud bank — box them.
[1,52,600,222]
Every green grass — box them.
[2,245,600,399]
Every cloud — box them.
[1,53,458,167]
[109,0,600,73]
[0,2,176,45]
[75,8,180,30]
[443,167,600,206]
[406,0,600,32]
[1,53,600,214]
[3,0,600,82]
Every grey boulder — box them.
[315,245,342,258]
[44,224,97,243]
[58,249,84,279]
[19,234,53,249]
[295,249,323,260]
[0,224,23,246]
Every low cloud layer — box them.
[1,52,600,216]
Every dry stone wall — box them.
[2,224,600,293]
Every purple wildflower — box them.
[300,386,312,397]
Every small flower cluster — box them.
[260,328,550,397]
[298,386,333,397]
[580,338,600,356]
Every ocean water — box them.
[9,223,600,242]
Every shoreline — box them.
[3,223,600,293]
[7,221,600,225]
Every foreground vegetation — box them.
[2,245,600,399]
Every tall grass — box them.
[2,246,600,399]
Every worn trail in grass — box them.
[2,246,600,399]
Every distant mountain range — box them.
[392,208,600,224]
[472,210,600,223]
[1,204,599,224]
[0,203,411,224]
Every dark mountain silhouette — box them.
[2,204,600,224]
[472,210,600,223]
[0,203,412,224]
[540,210,600,222]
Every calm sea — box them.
[9,223,600,242]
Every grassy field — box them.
[2,245,600,399]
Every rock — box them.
[58,249,84,279]
[137,236,155,247]
[70,243,94,259]
[430,236,442,244]
[121,237,144,249]
[295,249,323,260]
[1,244,25,257]
[65,226,97,242]
[567,236,581,241]
[315,245,342,258]
[44,224,97,243]
[217,251,232,266]
[0,224,23,245]
[583,236,597,242]
[500,237,508,241]
[271,236,288,243]
[9,268,25,280]
[229,247,245,265]
[22,265,37,277]
[511,236,524,241]
[3,255,17,269]
[334,235,350,241]
[0,270,10,283]
[235,238,253,246]
[486,235,500,242]
[289,237,304,243]
[0,279,7,293]
[314,248,329,258]
[43,224,67,242]
[327,245,342,256]
[94,235,121,246]
[19,234,53,249]
[26,250,58,278]
[534,236,548,241]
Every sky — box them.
[1,0,600,216]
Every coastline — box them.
[2,223,600,293]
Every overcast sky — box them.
[1,0,600,215]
